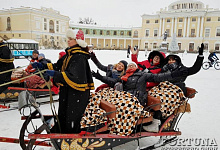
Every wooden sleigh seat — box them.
[96,87,196,133]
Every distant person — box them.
[0,36,15,93]
[127,45,131,58]
[208,51,219,66]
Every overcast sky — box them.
[2,0,220,27]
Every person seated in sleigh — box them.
[80,61,187,136]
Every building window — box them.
[179,18,183,22]
[146,20,150,24]
[218,17,220,21]
[86,29,90,34]
[204,43,208,50]
[45,35,47,39]
[49,20,54,33]
[56,21,59,32]
[113,31,117,35]
[145,30,149,37]
[120,31,124,36]
[154,30,158,37]
[216,29,220,36]
[205,29,210,37]
[192,17,196,22]
[44,18,47,30]
[19,34,21,37]
[167,19,171,22]
[178,29,182,37]
[166,29,170,37]
[178,43,181,50]
[145,43,148,49]
[93,30,96,35]
[106,30,110,35]
[6,17,11,31]
[191,29,195,37]
[189,43,194,51]
[127,31,131,36]
[100,30,103,35]
[133,30,138,37]
[153,43,157,49]
[12,34,14,37]
[155,20,158,23]
[206,17,211,22]
[215,44,220,50]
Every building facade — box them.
[0,7,70,49]
[140,0,220,51]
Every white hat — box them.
[66,29,87,48]
[127,61,137,67]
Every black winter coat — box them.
[161,55,204,95]
[46,44,94,133]
[0,43,14,93]
[96,69,172,106]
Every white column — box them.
[183,17,187,37]
[174,17,177,35]
[138,39,140,49]
[162,18,165,36]
[171,17,174,37]
[97,38,98,47]
[131,39,133,47]
[117,39,119,48]
[200,16,204,37]
[159,18,162,37]
[187,17,191,37]
[90,38,92,45]
[104,39,105,48]
[110,39,112,48]
[196,16,201,37]
[124,39,126,48]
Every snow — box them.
[6,39,39,44]
[0,49,220,149]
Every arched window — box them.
[86,29,90,34]
[7,17,11,31]
[49,20,54,33]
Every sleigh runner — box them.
[15,86,196,150]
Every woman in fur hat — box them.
[42,29,94,133]
[0,36,14,93]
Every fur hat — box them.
[66,29,87,48]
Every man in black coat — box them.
[45,29,94,133]
[0,37,14,93]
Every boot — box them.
[143,119,161,132]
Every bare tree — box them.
[78,17,97,25]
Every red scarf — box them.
[121,68,137,82]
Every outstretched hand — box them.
[199,43,204,55]
[91,70,102,79]
[130,47,138,55]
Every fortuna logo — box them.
[76,30,84,40]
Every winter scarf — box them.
[121,68,137,82]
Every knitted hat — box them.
[119,60,128,70]
[38,53,45,58]
[66,29,87,48]
[33,49,39,55]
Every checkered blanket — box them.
[80,88,150,136]
[148,81,186,118]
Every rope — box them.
[0,65,28,75]
[0,69,48,87]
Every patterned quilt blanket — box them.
[80,88,150,136]
[148,81,186,118]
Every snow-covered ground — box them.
[0,49,220,150]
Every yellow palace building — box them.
[0,7,70,49]
[0,0,220,51]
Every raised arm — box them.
[90,51,108,72]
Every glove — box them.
[46,70,55,77]
[199,43,204,55]
[171,69,188,78]
[138,64,149,73]
[91,70,102,79]
[89,52,99,64]
[32,62,43,69]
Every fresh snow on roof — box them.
[6,39,39,44]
